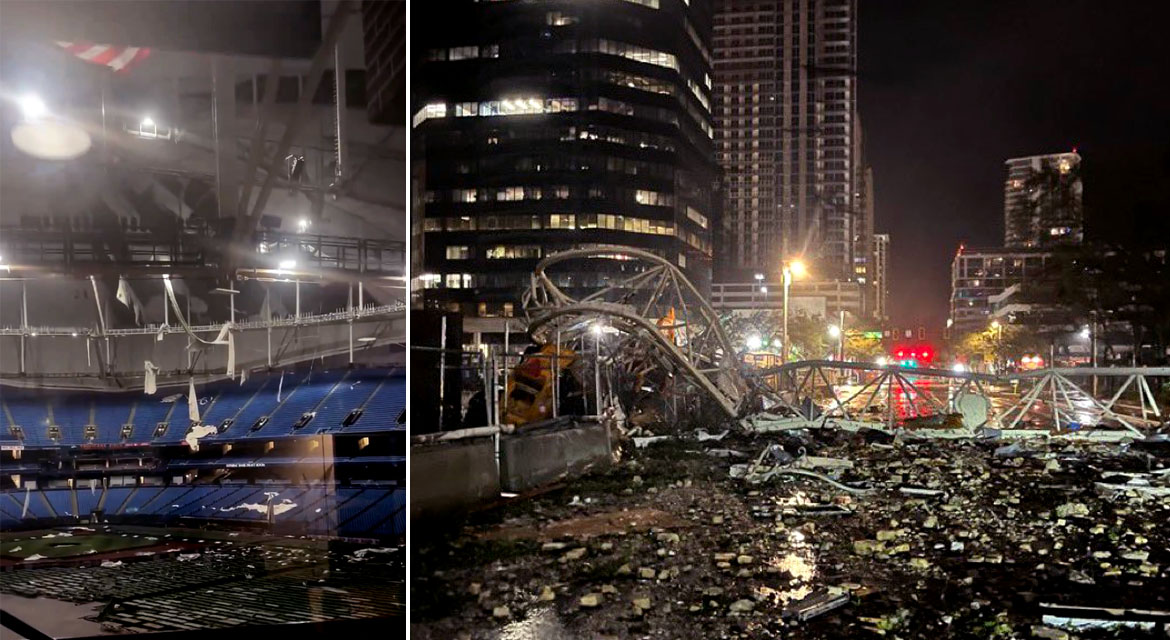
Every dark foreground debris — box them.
[412,429,1170,639]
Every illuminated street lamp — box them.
[781,259,807,362]
[746,334,763,351]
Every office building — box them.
[712,0,861,282]
[949,245,1053,332]
[873,232,888,322]
[1004,151,1083,248]
[412,0,717,328]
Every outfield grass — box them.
[0,531,159,559]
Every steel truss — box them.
[751,361,1168,435]
[523,248,1168,435]
[523,246,746,418]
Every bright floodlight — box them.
[828,325,842,338]
[18,94,47,120]
[787,259,807,278]
[759,286,768,293]
[1080,326,1091,339]
[278,259,296,270]
[876,356,889,367]
[297,218,310,232]
[990,320,1002,329]
[952,362,967,373]
[745,334,763,351]
[141,116,155,128]
[754,272,764,281]
[591,323,605,336]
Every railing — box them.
[0,227,405,276]
[0,302,405,337]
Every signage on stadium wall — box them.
[78,443,150,450]
[1,445,23,452]
[226,462,267,468]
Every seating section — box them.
[0,484,404,538]
[0,368,404,448]
[350,377,406,432]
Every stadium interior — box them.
[0,0,407,636]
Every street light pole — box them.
[782,266,791,363]
[838,309,845,362]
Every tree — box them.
[721,309,833,361]
[1021,245,1170,365]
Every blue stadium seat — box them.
[119,489,170,519]
[101,487,134,514]
[42,489,74,517]
[6,397,51,446]
[94,397,132,444]
[76,484,104,515]
[350,376,405,432]
[312,371,382,432]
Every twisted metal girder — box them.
[523,246,746,417]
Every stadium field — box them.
[0,529,159,560]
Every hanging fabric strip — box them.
[144,361,159,395]
[163,278,231,346]
[226,330,236,379]
[188,377,200,423]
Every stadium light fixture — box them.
[18,93,48,120]
[278,259,297,270]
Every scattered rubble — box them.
[413,427,1170,639]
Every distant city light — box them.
[876,356,888,367]
[141,116,155,128]
[297,218,310,233]
[787,259,807,278]
[18,93,47,120]
[745,334,763,351]
[828,325,841,338]
[759,286,767,293]
[1080,326,1091,339]
[952,363,967,373]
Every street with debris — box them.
[413,426,1170,639]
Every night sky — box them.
[860,0,1170,331]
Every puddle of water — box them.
[759,530,818,606]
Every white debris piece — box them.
[26,554,46,561]
[696,429,730,442]
[219,500,298,516]
[42,531,74,538]
[177,553,201,562]
[184,424,218,451]
[351,547,398,560]
[101,560,124,568]
[632,435,671,448]
[9,546,21,553]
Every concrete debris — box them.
[783,590,848,621]
[415,416,1170,639]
